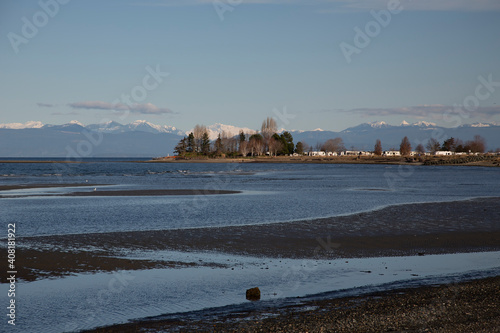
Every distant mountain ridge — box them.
[1,120,183,135]
[187,123,257,141]
[0,120,499,157]
[289,121,500,152]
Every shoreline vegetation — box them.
[1,154,499,167]
[150,154,500,167]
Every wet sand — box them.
[0,183,103,191]
[1,248,226,282]
[0,184,240,198]
[3,197,499,332]
[85,276,500,333]
[9,197,500,282]
[65,189,241,197]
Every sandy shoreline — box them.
[65,189,240,197]
[2,155,499,167]
[3,196,499,332]
[149,155,500,167]
[0,183,103,191]
[0,184,240,198]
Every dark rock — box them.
[246,287,261,301]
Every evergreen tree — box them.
[441,137,456,151]
[186,133,195,153]
[214,133,223,154]
[174,137,187,156]
[295,142,304,154]
[201,132,211,155]
[239,130,246,143]
[281,131,294,155]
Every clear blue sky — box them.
[1,0,499,132]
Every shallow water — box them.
[1,162,499,237]
[2,251,499,333]
[1,161,500,332]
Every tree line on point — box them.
[174,117,488,158]
[373,135,487,156]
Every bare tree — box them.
[261,117,277,152]
[467,135,486,153]
[239,140,248,156]
[426,138,440,154]
[399,136,412,156]
[219,131,238,154]
[321,138,345,153]
[415,143,425,154]
[374,139,383,156]
[302,142,311,153]
[268,137,283,157]
[193,124,208,153]
[248,134,264,156]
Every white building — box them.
[435,151,454,156]
[308,151,326,156]
[383,151,401,156]
[342,151,373,156]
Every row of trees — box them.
[426,135,486,153]
[174,118,310,157]
[175,120,488,158]
[373,135,487,156]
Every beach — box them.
[7,195,500,279]
[5,197,499,332]
[84,276,500,333]
[51,197,499,332]
[1,162,499,332]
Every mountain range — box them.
[1,120,499,157]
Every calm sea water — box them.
[1,160,500,333]
[1,161,499,237]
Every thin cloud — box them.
[37,103,56,108]
[51,111,80,116]
[68,101,174,115]
[345,105,500,119]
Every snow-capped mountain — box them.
[1,119,499,156]
[0,120,182,157]
[341,121,390,133]
[0,121,44,129]
[187,123,256,141]
[411,121,437,127]
[464,122,499,128]
[126,120,179,134]
[86,120,181,134]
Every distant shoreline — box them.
[147,155,500,167]
[1,155,499,167]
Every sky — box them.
[1,0,500,132]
